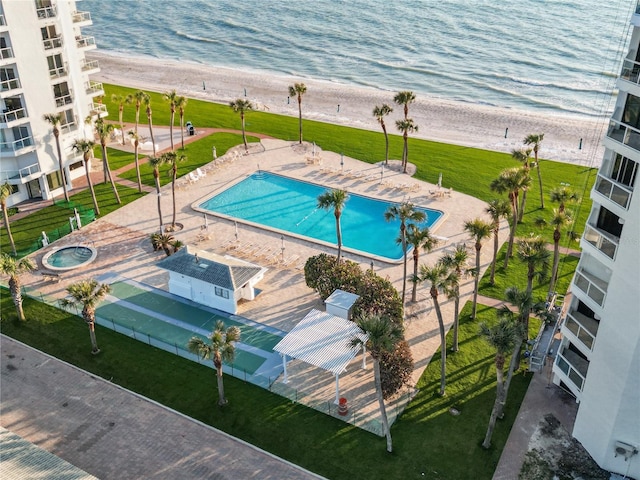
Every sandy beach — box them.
[89,51,607,167]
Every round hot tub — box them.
[42,245,97,271]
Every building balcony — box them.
[85,80,104,97]
[0,46,13,60]
[605,119,640,151]
[80,59,100,74]
[43,36,63,50]
[633,1,640,26]
[89,102,108,118]
[71,10,92,25]
[49,64,68,79]
[0,14,5,27]
[594,173,633,210]
[0,162,41,184]
[36,5,57,19]
[620,58,640,86]
[562,310,599,352]
[573,268,608,308]
[0,77,21,93]
[0,106,27,125]
[75,35,96,50]
[555,346,589,393]
[0,136,35,156]
[54,94,73,108]
[582,224,619,260]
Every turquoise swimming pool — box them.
[198,172,443,261]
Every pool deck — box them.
[16,137,509,436]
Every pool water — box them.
[199,172,443,261]
[43,246,96,270]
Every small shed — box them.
[325,289,360,320]
[273,309,368,403]
[156,246,266,314]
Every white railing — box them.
[563,311,597,351]
[0,135,34,153]
[0,77,20,92]
[89,102,107,116]
[0,107,27,124]
[36,5,57,19]
[60,120,78,134]
[81,59,99,72]
[555,351,587,391]
[85,80,103,95]
[49,64,67,79]
[594,173,633,209]
[71,10,91,23]
[582,224,619,260]
[75,35,96,49]
[43,36,63,50]
[620,58,640,85]
[0,46,13,59]
[606,119,640,151]
[0,163,41,183]
[573,269,607,307]
[55,93,73,108]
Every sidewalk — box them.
[0,335,324,480]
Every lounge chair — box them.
[188,172,200,183]
[196,167,207,178]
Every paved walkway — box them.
[0,335,324,480]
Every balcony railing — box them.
[564,311,598,351]
[85,80,104,96]
[0,14,5,26]
[555,349,588,391]
[81,59,99,72]
[606,119,640,151]
[89,102,107,117]
[71,10,91,23]
[0,46,13,59]
[0,163,41,183]
[582,224,619,260]
[60,121,78,135]
[0,135,34,153]
[620,59,640,86]
[49,64,68,79]
[573,269,607,307]
[76,35,96,49]
[0,77,21,92]
[36,5,57,19]
[1,107,27,124]
[55,94,73,108]
[43,36,63,50]
[594,173,633,209]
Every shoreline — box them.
[89,50,607,166]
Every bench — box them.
[41,271,61,282]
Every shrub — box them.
[379,339,414,399]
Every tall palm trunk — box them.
[382,124,389,165]
[118,105,126,145]
[147,107,156,156]
[2,204,16,256]
[153,169,163,232]
[504,194,518,269]
[171,166,177,228]
[518,185,528,222]
[373,358,393,452]
[490,224,499,285]
[401,227,408,303]
[498,337,523,418]
[297,97,303,144]
[83,153,100,216]
[214,356,227,405]
[411,248,420,302]
[9,277,25,321]
[402,133,408,173]
[334,212,343,263]
[169,107,175,151]
[548,231,561,298]
[54,132,70,202]
[482,356,506,448]
[241,113,248,151]
[536,164,544,208]
[101,143,121,204]
[83,310,100,354]
[452,290,460,352]
[471,243,481,318]
[179,110,185,150]
[431,288,447,396]
[133,140,142,193]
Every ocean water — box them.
[83,0,634,118]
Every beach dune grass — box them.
[1,290,532,480]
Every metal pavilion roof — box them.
[273,309,368,375]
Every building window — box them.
[47,53,65,77]
[214,287,229,299]
[611,154,638,188]
[69,161,83,171]
[46,171,63,190]
[53,82,72,107]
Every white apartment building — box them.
[0,0,106,208]
[552,5,640,478]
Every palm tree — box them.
[163,89,179,151]
[373,104,393,165]
[419,262,458,396]
[393,90,416,120]
[464,218,493,319]
[176,95,188,150]
[148,155,164,232]
[485,199,511,285]
[93,118,121,204]
[128,130,143,192]
[143,93,156,156]
[516,235,550,334]
[536,209,573,299]
[0,182,17,256]
[111,93,128,145]
[161,151,186,230]
[350,314,403,453]
[405,224,438,303]
[71,139,100,216]
[550,185,579,214]
[288,82,307,144]
[187,320,241,406]
[129,90,147,140]
[317,189,349,263]
[229,98,254,152]
[0,253,35,320]
[439,244,469,351]
[490,167,531,268]
[524,133,545,209]
[511,148,532,222]
[395,118,418,174]
[385,202,426,304]
[60,279,111,354]
[151,232,178,256]
[479,317,519,449]
[43,113,69,202]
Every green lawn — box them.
[1,291,535,480]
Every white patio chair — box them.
[196,167,207,178]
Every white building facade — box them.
[551,5,640,477]
[0,0,105,208]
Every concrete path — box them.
[0,335,324,480]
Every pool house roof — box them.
[273,309,368,375]
[156,246,263,290]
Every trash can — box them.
[186,121,194,136]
